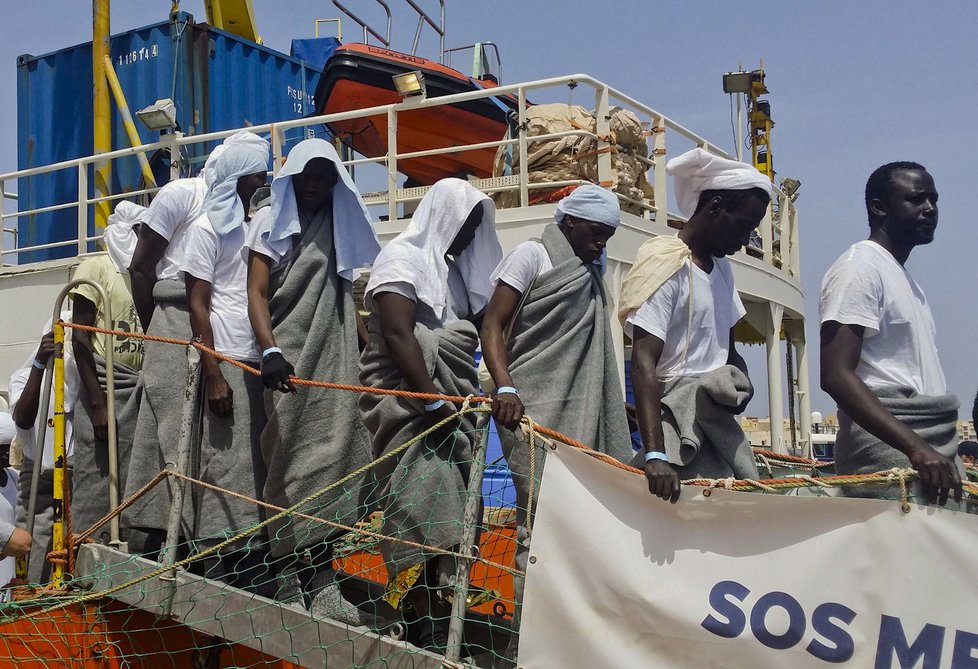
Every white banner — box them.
[519,444,978,669]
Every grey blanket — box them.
[630,365,759,480]
[16,460,54,583]
[260,206,373,557]
[359,319,480,580]
[499,223,632,524]
[72,355,141,544]
[123,278,198,539]
[836,389,964,502]
[195,362,266,544]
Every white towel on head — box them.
[554,183,620,228]
[202,143,269,235]
[366,178,502,322]
[199,130,270,187]
[103,201,147,273]
[0,412,14,446]
[667,147,773,218]
[260,138,380,281]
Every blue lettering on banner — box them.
[701,580,978,666]
[951,631,978,669]
[700,580,750,639]
[875,615,944,669]
[807,602,857,663]
[701,580,856,663]
[750,591,807,650]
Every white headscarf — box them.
[262,138,380,280]
[199,130,270,188]
[103,201,147,273]
[202,143,269,235]
[366,178,501,322]
[554,184,621,228]
[0,413,14,447]
[667,147,773,218]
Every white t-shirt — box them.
[8,342,78,468]
[180,217,261,363]
[372,262,469,329]
[0,468,18,592]
[244,207,293,269]
[491,241,553,293]
[819,240,946,396]
[143,178,207,280]
[625,258,745,381]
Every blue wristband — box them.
[32,358,46,370]
[644,451,669,463]
[262,346,282,360]
[424,399,446,413]
[496,386,519,396]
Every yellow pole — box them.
[102,55,157,188]
[50,321,67,588]
[93,0,111,234]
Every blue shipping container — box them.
[17,12,323,262]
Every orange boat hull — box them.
[317,44,518,185]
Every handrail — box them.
[444,42,502,82]
[0,73,798,279]
[403,0,445,62]
[331,0,391,46]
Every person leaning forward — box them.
[359,178,502,652]
[621,148,771,503]
[820,162,964,507]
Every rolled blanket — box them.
[123,278,197,539]
[15,460,55,584]
[630,365,758,480]
[71,355,141,544]
[358,319,480,587]
[836,389,964,503]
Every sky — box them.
[1,1,976,418]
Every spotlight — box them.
[135,98,177,131]
[392,71,426,98]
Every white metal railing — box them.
[0,73,800,279]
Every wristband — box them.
[261,346,282,360]
[496,386,519,396]
[424,399,446,413]
[32,358,46,370]
[644,451,669,463]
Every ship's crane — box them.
[202,0,262,43]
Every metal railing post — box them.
[77,166,89,256]
[594,85,613,188]
[517,87,528,207]
[652,116,668,222]
[445,412,490,663]
[789,203,801,277]
[387,108,398,224]
[271,124,284,176]
[159,345,201,617]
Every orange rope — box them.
[61,321,489,405]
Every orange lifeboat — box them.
[314,43,521,185]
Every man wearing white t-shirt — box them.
[623,148,771,503]
[820,162,962,506]
[180,143,269,593]
[124,132,269,552]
